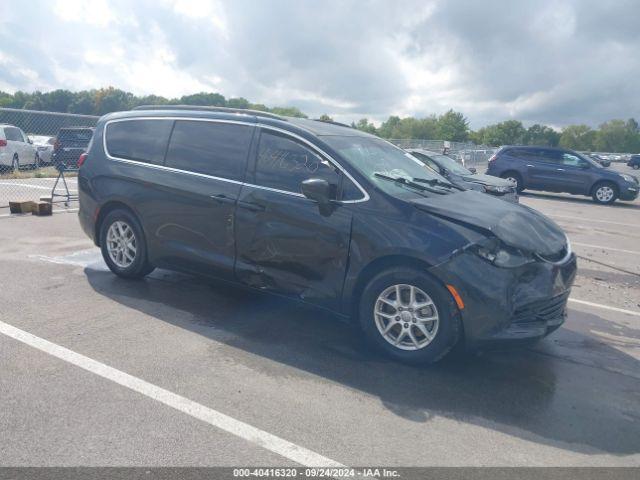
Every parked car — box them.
[407,149,518,203]
[52,127,94,168]
[486,146,639,205]
[587,154,611,167]
[0,124,39,173]
[79,106,576,364]
[627,154,640,170]
[29,135,55,166]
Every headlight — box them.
[621,174,635,183]
[484,184,511,193]
[472,238,533,268]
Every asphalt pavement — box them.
[0,172,639,469]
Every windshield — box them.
[417,152,471,175]
[322,136,451,193]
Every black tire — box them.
[99,209,155,279]
[12,154,19,173]
[358,267,461,364]
[591,181,618,205]
[501,171,524,193]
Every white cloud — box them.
[0,0,639,128]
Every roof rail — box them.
[132,104,285,120]
[312,118,353,129]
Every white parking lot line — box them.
[572,242,640,256]
[569,299,640,317]
[0,319,344,468]
[0,182,77,192]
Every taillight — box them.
[0,139,6,147]
[77,153,88,168]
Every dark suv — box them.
[628,154,640,170]
[486,146,639,204]
[78,106,576,364]
[52,127,95,168]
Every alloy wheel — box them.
[595,185,614,203]
[106,221,137,268]
[374,284,439,351]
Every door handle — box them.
[556,168,565,171]
[237,200,265,212]
[526,164,534,167]
[211,194,236,205]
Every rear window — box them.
[4,127,24,142]
[164,120,253,180]
[58,129,94,144]
[105,120,173,165]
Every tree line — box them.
[1,88,639,153]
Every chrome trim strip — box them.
[535,236,573,265]
[102,116,370,204]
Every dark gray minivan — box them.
[78,106,576,364]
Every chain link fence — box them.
[0,108,98,209]
[388,138,496,170]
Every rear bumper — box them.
[430,251,577,349]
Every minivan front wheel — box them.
[592,182,618,205]
[100,209,155,279]
[359,267,460,364]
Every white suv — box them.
[0,124,38,173]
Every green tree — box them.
[525,124,560,146]
[94,87,134,115]
[179,92,225,106]
[435,109,469,142]
[318,114,334,122]
[353,118,378,135]
[594,119,640,153]
[268,106,307,118]
[473,120,526,146]
[559,125,596,151]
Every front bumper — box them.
[487,189,519,203]
[619,182,639,201]
[430,250,577,348]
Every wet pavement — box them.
[0,184,639,467]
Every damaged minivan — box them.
[78,106,577,364]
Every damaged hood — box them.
[410,190,566,256]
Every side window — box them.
[561,153,586,167]
[539,150,562,163]
[5,127,23,142]
[255,130,340,194]
[165,120,252,181]
[106,119,173,165]
[341,176,364,201]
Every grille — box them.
[512,292,569,325]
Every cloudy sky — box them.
[0,0,639,128]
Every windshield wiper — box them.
[412,178,465,191]
[373,173,448,195]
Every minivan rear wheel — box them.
[100,209,155,279]
[592,181,618,205]
[358,267,460,364]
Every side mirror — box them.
[468,167,477,174]
[301,178,337,215]
[301,178,335,204]
[579,162,590,169]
